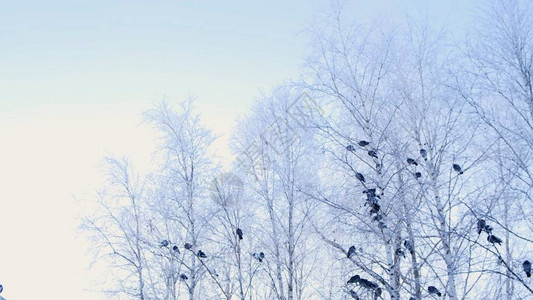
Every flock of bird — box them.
[158,227,266,282]
[345,140,530,298]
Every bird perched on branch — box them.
[453,163,464,174]
[347,275,360,284]
[367,150,378,158]
[358,140,370,147]
[523,260,531,277]
[356,173,365,183]
[197,250,207,258]
[477,219,486,234]
[404,240,414,255]
[184,243,192,250]
[407,158,418,166]
[415,172,422,179]
[180,273,188,280]
[428,286,442,297]
[160,240,169,248]
[346,144,356,152]
[172,245,180,253]
[347,245,356,258]
[236,228,243,240]
[420,149,427,160]
[487,234,502,245]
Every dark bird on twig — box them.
[420,149,427,160]
[407,158,418,166]
[368,150,378,158]
[428,286,441,297]
[350,290,359,299]
[346,144,356,152]
[523,260,531,277]
[356,173,365,183]
[395,247,406,258]
[179,273,188,280]
[453,163,464,174]
[484,224,493,234]
[197,250,207,258]
[373,214,383,222]
[404,240,414,254]
[477,219,486,234]
[172,245,180,253]
[160,240,169,248]
[415,172,422,179]
[358,140,370,147]
[359,278,378,289]
[347,275,360,284]
[184,243,192,250]
[378,221,387,230]
[347,246,356,258]
[236,228,243,240]
[487,234,502,245]
[370,203,380,215]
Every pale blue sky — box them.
[0,1,477,299]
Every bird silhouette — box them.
[358,140,370,147]
[197,250,207,258]
[407,158,418,166]
[184,242,192,250]
[160,240,169,247]
[428,286,441,297]
[347,275,360,284]
[415,172,422,179]
[346,144,356,152]
[404,240,414,254]
[180,273,188,280]
[236,228,243,240]
[356,173,365,183]
[370,203,380,215]
[347,245,356,258]
[172,245,180,253]
[453,164,464,174]
[368,150,378,158]
[477,219,486,234]
[420,149,427,160]
[523,260,531,277]
[487,234,502,245]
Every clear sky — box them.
[0,1,476,299]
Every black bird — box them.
[420,149,427,160]
[415,172,422,179]
[358,140,370,147]
[179,273,188,280]
[350,290,359,299]
[259,252,265,259]
[160,239,169,248]
[347,275,360,284]
[347,245,356,258]
[236,228,243,240]
[484,224,493,234]
[172,245,180,253]
[395,247,406,258]
[373,214,383,222]
[363,188,377,197]
[453,163,464,174]
[404,240,414,254]
[346,144,356,152]
[197,250,207,258]
[184,243,192,250]
[487,234,502,245]
[523,260,531,277]
[359,278,378,289]
[407,158,418,166]
[428,286,441,297]
[370,203,381,215]
[378,221,387,230]
[368,150,378,158]
[356,172,365,183]
[477,219,486,235]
